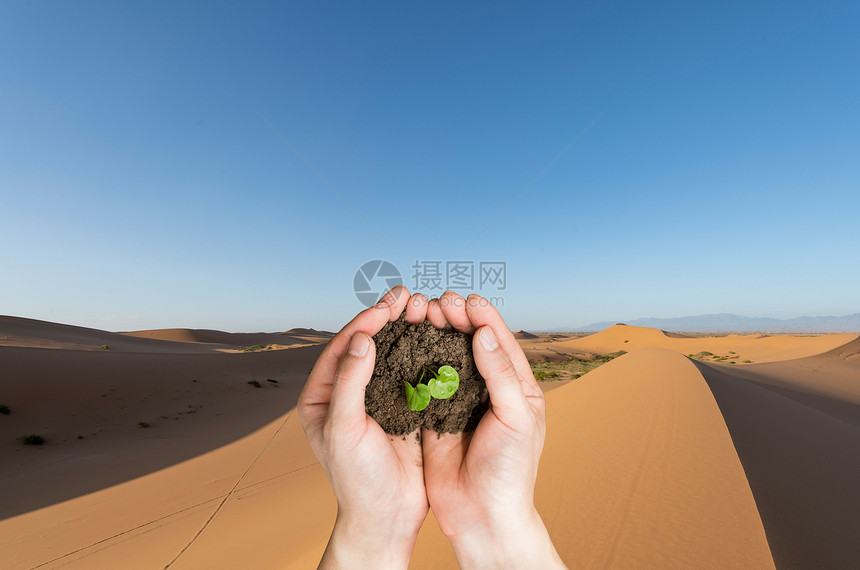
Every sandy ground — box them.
[1,317,858,568]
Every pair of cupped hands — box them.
[298,287,566,569]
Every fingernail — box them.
[479,327,498,351]
[348,333,370,357]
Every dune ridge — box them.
[121,327,332,347]
[0,316,333,353]
[535,349,774,568]
[694,343,860,568]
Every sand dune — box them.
[512,329,538,339]
[0,347,773,569]
[284,327,331,336]
[1,319,858,568]
[0,329,326,518]
[534,349,775,568]
[0,316,226,352]
[121,327,332,348]
[523,323,857,363]
[0,316,332,353]
[693,343,860,568]
[410,348,776,569]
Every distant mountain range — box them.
[558,313,860,333]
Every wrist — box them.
[447,507,565,569]
[320,510,422,569]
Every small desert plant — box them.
[404,365,460,411]
[595,350,626,362]
[21,434,45,445]
[742,360,752,363]
[101,345,109,350]
[728,351,736,354]
[248,380,262,388]
[0,404,10,415]
[242,344,274,352]
[533,370,559,381]
[138,421,150,428]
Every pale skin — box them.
[297,286,566,569]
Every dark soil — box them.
[365,315,488,435]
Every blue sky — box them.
[1,1,858,332]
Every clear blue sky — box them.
[1,1,858,332]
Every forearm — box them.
[447,507,566,570]
[319,512,420,570]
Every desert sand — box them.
[1,317,858,568]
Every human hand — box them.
[419,291,566,569]
[297,286,427,569]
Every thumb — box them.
[327,332,376,433]
[473,326,530,422]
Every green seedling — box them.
[404,365,460,411]
[425,365,460,399]
[404,381,431,411]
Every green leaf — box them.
[428,365,459,399]
[404,381,431,411]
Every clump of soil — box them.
[365,315,488,435]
